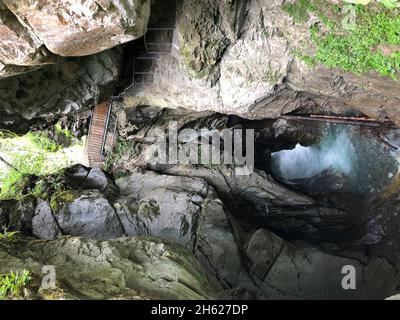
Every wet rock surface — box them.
[56,190,125,240]
[244,228,398,300]
[1,0,400,301]
[1,154,399,299]
[32,200,62,240]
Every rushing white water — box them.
[271,124,399,195]
[272,130,355,181]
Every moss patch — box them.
[283,0,313,23]
[50,190,77,213]
[38,287,66,300]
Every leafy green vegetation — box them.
[31,179,47,198]
[283,0,311,23]
[283,1,400,78]
[0,153,45,200]
[0,270,31,300]
[0,128,84,200]
[27,132,60,152]
[283,0,336,27]
[55,123,74,147]
[0,231,19,241]
[312,6,400,78]
[380,0,400,8]
[346,0,400,9]
[104,138,138,172]
[55,123,73,139]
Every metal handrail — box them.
[118,25,175,97]
[84,107,95,156]
[100,100,113,157]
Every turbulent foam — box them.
[272,129,355,181]
[271,124,399,195]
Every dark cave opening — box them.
[218,115,400,251]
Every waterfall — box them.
[271,129,355,181]
[271,123,399,195]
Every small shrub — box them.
[27,132,59,153]
[55,123,74,147]
[0,270,31,300]
[0,231,19,241]
[31,179,47,198]
[0,171,30,200]
[104,139,137,172]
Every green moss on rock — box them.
[283,1,400,78]
[50,190,77,213]
[282,0,312,23]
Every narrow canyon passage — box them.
[0,0,400,302]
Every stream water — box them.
[271,123,400,196]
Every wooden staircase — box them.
[121,0,177,96]
[85,102,112,168]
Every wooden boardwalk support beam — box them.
[281,114,397,128]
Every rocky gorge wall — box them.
[1,0,399,132]
[0,0,151,132]
[125,0,400,125]
[0,0,150,77]
[2,162,398,299]
[0,0,400,301]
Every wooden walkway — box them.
[85,102,110,168]
[85,0,177,167]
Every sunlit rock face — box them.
[0,2,53,78]
[125,0,400,125]
[0,0,150,77]
[3,0,150,57]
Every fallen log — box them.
[281,114,397,127]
